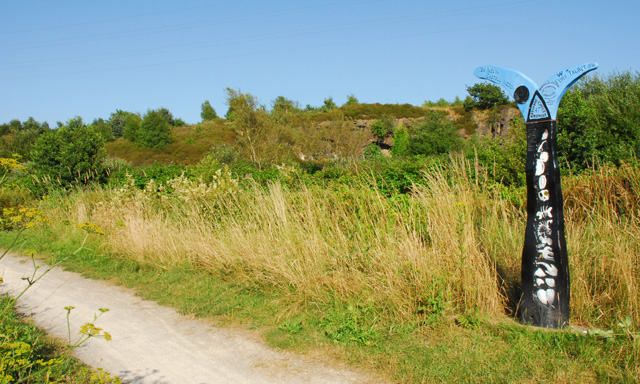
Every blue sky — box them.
[1,0,638,126]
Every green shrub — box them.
[407,115,462,157]
[391,124,410,157]
[370,114,394,142]
[558,70,640,171]
[30,125,106,187]
[363,143,383,160]
[138,110,173,149]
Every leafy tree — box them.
[407,114,462,156]
[157,107,175,127]
[225,88,270,165]
[464,83,510,110]
[344,94,359,106]
[225,88,298,167]
[8,120,21,132]
[271,96,299,115]
[108,110,137,138]
[0,122,10,136]
[201,100,218,121]
[225,88,263,120]
[122,113,142,142]
[174,118,186,127]
[30,125,106,186]
[138,109,173,148]
[89,120,114,142]
[22,117,45,132]
[0,117,50,160]
[322,97,337,111]
[65,116,85,131]
[558,71,640,170]
[305,104,319,112]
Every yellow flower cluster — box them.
[1,207,49,230]
[76,221,105,235]
[0,157,25,171]
[78,322,112,341]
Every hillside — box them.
[105,104,520,166]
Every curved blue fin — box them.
[538,62,598,119]
[474,65,538,119]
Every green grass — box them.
[1,159,638,383]
[1,236,636,383]
[0,295,120,383]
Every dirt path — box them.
[0,254,383,384]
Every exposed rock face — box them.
[353,106,522,144]
[471,107,521,138]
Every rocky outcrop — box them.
[471,106,521,138]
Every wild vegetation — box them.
[1,71,639,382]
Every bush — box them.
[138,110,173,149]
[407,115,463,157]
[191,144,240,183]
[363,143,384,160]
[370,115,394,142]
[391,124,410,157]
[30,125,106,187]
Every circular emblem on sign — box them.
[514,86,530,104]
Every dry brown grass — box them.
[40,158,639,329]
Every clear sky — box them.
[1,0,638,126]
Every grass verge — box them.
[1,157,638,382]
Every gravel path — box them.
[0,254,383,384]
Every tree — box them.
[89,120,114,142]
[138,109,173,148]
[225,88,263,120]
[30,125,106,186]
[225,88,269,165]
[108,110,138,138]
[322,97,337,111]
[157,107,175,127]
[122,113,142,142]
[0,117,50,160]
[201,100,218,121]
[344,94,359,106]
[66,116,85,131]
[558,70,640,170]
[464,82,510,110]
[271,96,299,115]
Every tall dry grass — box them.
[40,158,639,329]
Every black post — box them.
[519,120,569,328]
[474,63,597,328]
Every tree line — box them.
[1,70,638,189]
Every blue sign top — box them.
[473,63,598,122]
